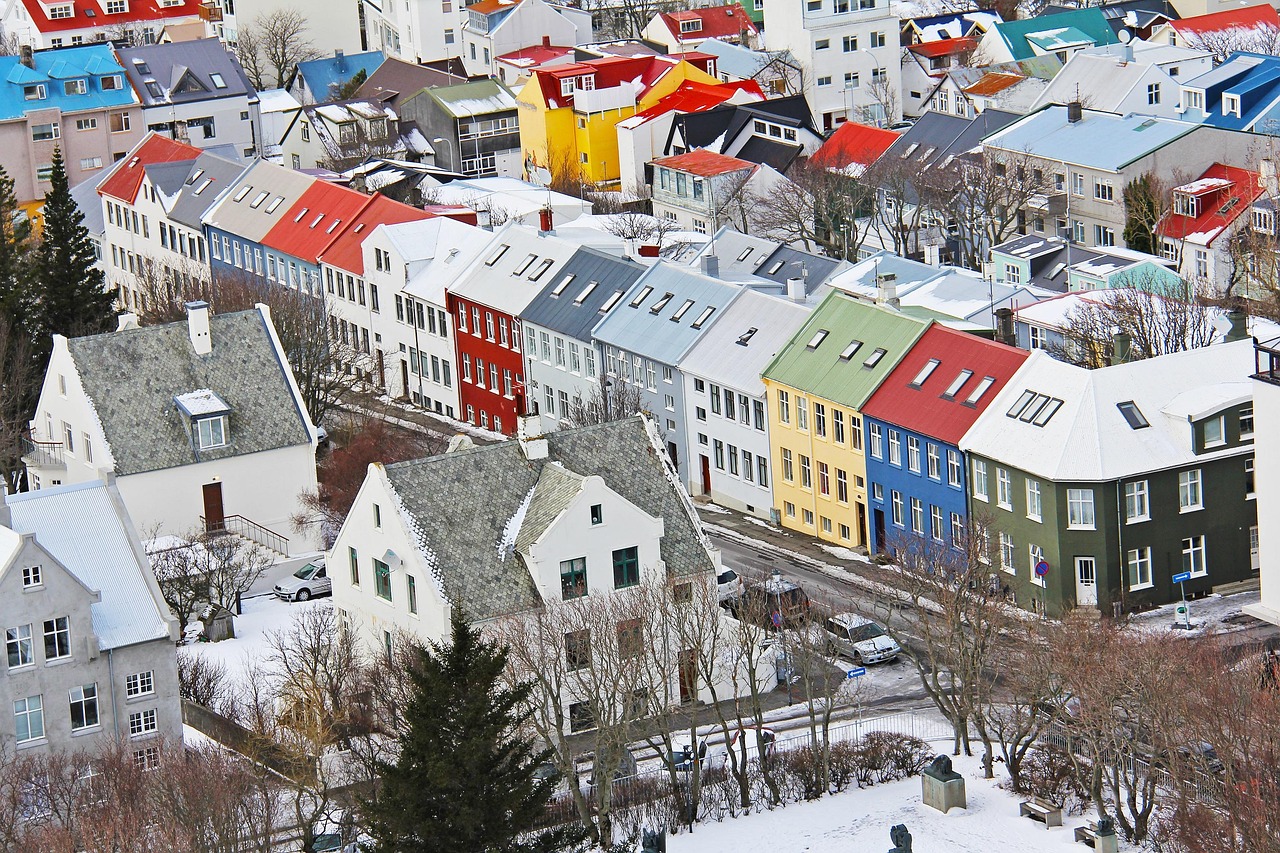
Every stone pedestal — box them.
[1094,831,1119,853]
[921,756,966,813]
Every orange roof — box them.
[261,181,371,263]
[908,37,977,59]
[1172,4,1279,38]
[468,0,524,15]
[98,134,201,204]
[652,149,755,177]
[962,72,1026,97]
[318,194,431,275]
[1157,163,1261,246]
[625,78,762,125]
[811,121,899,173]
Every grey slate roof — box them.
[384,416,715,621]
[117,38,257,107]
[751,245,844,295]
[68,309,311,477]
[514,463,584,554]
[521,246,646,341]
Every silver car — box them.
[273,559,331,602]
[823,613,901,665]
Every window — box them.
[943,370,973,399]
[777,390,790,424]
[32,123,60,142]
[43,616,70,660]
[869,422,882,459]
[111,112,131,133]
[782,448,793,481]
[1093,179,1114,202]
[1026,479,1042,521]
[349,547,360,586]
[373,559,392,601]
[1029,544,1045,587]
[926,443,941,480]
[133,747,160,771]
[911,358,940,387]
[1203,415,1225,447]
[126,671,154,697]
[930,505,943,542]
[1067,488,1095,529]
[14,696,43,743]
[1179,469,1202,511]
[1240,406,1254,437]
[129,709,158,737]
[1094,225,1116,247]
[1124,480,1149,522]
[75,118,97,131]
[6,625,33,668]
[196,416,227,450]
[797,397,808,430]
[23,84,46,100]
[21,564,41,588]
[888,430,901,465]
[1182,535,1207,577]
[950,513,963,545]
[565,630,591,670]
[999,532,1015,573]
[569,701,594,732]
[1147,83,1160,105]
[758,456,769,487]
[561,558,587,599]
[1247,457,1256,497]
[1120,546,1154,590]
[843,35,858,51]
[947,450,961,487]
[836,469,848,503]
[69,684,99,730]
[612,547,639,589]
[891,491,904,526]
[818,462,829,495]
[815,38,830,50]
[910,497,924,534]
[996,468,1012,509]
[754,400,765,431]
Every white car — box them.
[823,613,901,665]
[717,569,744,601]
[273,559,331,602]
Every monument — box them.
[921,754,966,813]
[887,824,912,853]
[1095,817,1119,853]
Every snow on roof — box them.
[257,87,300,114]
[173,388,230,417]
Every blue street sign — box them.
[847,667,867,679]
[1172,572,1192,584]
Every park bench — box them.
[1019,796,1063,828]
[1074,822,1100,846]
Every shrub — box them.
[853,731,932,785]
[1020,745,1089,813]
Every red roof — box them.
[318,194,431,275]
[625,78,763,124]
[421,205,479,225]
[1157,163,1261,246]
[469,0,524,14]
[495,44,575,67]
[860,325,1029,445]
[652,148,755,177]
[533,55,680,107]
[811,121,899,173]
[1171,3,1279,38]
[907,37,977,59]
[20,0,201,33]
[98,133,200,203]
[261,182,372,263]
[659,4,758,41]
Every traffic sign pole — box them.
[1171,572,1192,629]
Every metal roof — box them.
[0,43,135,121]
[679,288,810,396]
[983,106,1198,171]
[117,38,256,107]
[521,246,647,341]
[449,221,581,316]
[201,159,316,242]
[167,150,249,230]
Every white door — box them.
[1075,556,1098,607]
[1251,526,1260,571]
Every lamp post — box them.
[601,377,613,422]
[431,136,460,174]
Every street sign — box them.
[1172,572,1192,584]
[847,667,866,679]
[1034,560,1050,577]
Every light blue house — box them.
[1177,52,1280,134]
[291,50,385,105]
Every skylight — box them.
[293,206,310,223]
[767,261,784,275]
[1007,390,1036,419]
[599,288,624,311]
[326,218,342,234]
[1009,391,1065,427]
[691,306,715,329]
[250,191,268,208]
[574,280,599,305]
[964,376,996,405]
[265,196,284,213]
[186,168,204,185]
[650,292,675,314]
[671,299,695,322]
[310,213,325,228]
[528,258,554,281]
[736,248,753,262]
[513,253,537,275]
[943,369,973,398]
[551,273,575,296]
[737,327,758,346]
[485,244,509,266]
[1117,401,1149,429]
[233,186,251,202]
[192,178,212,195]
[910,358,940,387]
[1031,398,1062,426]
[629,285,653,307]
[806,329,829,350]
[839,340,863,361]
[863,348,887,369]
[210,72,226,89]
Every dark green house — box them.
[959,341,1258,616]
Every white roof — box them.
[960,341,1256,481]
[447,221,582,315]
[679,288,811,396]
[6,481,172,649]
[257,87,301,114]
[1016,289,1280,341]
[430,177,591,221]
[386,217,493,306]
[174,388,230,416]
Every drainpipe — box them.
[1115,479,1126,617]
[107,648,121,738]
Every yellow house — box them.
[761,291,929,547]
[516,54,718,188]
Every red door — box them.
[202,482,224,532]
[700,455,711,494]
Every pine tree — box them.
[31,147,114,363]
[366,615,586,853]
[0,163,33,328]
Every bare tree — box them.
[1185,23,1280,62]
[862,154,932,258]
[236,8,322,91]
[562,377,648,428]
[754,158,877,257]
[860,75,900,127]
[146,527,273,628]
[600,211,680,249]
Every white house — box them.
[1028,41,1213,118]
[362,0,464,66]
[23,303,322,554]
[641,5,760,53]
[1245,336,1280,626]
[461,0,583,79]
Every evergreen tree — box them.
[0,164,33,328]
[31,147,114,363]
[366,615,586,853]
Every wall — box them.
[864,420,967,556]
[682,371,774,519]
[450,293,525,434]
[144,96,260,160]
[1247,373,1280,623]
[522,322,600,436]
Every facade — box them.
[277,99,424,173]
[23,304,322,552]
[2,0,203,50]
[399,78,521,178]
[641,5,759,53]
[201,158,316,289]
[694,38,802,98]
[362,0,465,66]
[1244,337,1280,625]
[762,0,902,130]
[762,290,929,548]
[900,37,976,118]
[859,325,1029,555]
[0,480,181,757]
[680,288,810,519]
[649,149,758,236]
[960,341,1259,615]
[664,95,825,171]
[1028,42,1213,119]
[0,44,143,213]
[989,234,1182,294]
[1176,51,1280,133]
[1155,164,1262,297]
[461,0,581,79]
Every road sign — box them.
[847,667,867,679]
[770,611,783,627]
[1172,572,1192,584]
[1034,560,1050,577]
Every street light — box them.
[431,136,460,173]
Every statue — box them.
[641,827,666,853]
[1097,817,1116,837]
[888,823,912,853]
[929,755,953,776]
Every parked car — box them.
[273,559,331,601]
[822,613,901,665]
[717,569,744,601]
[725,570,810,629]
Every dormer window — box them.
[197,416,227,449]
[1202,414,1226,447]
[338,123,356,144]
[560,77,576,96]
[577,74,595,92]
[49,4,74,19]
[175,390,231,450]
[64,79,87,96]
[1172,192,1198,217]
[100,74,121,91]
[105,0,129,14]
[1253,207,1274,233]
[1182,89,1204,112]
[367,118,387,140]
[23,84,46,101]
[1223,94,1241,118]
[679,18,703,33]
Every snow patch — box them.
[498,484,536,561]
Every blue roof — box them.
[0,45,134,121]
[296,51,385,100]
[1183,52,1280,132]
[983,105,1198,171]
[992,8,1116,61]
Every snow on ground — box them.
[187,594,329,680]
[666,751,1119,853]
[742,516,774,529]
[183,724,216,748]
[1128,589,1261,637]
[700,503,732,514]
[817,543,863,561]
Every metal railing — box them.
[20,433,64,468]
[201,514,291,556]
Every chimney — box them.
[19,44,33,70]
[517,409,549,460]
[786,276,805,302]
[116,312,139,331]
[334,49,346,72]
[538,205,554,234]
[186,301,212,355]
[1120,42,1134,64]
[542,35,551,48]
[877,272,899,308]
[995,307,1016,346]
[1111,329,1132,366]
[638,244,660,257]
[0,485,11,530]
[1066,101,1083,124]
[700,253,719,278]
[1224,308,1250,342]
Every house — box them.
[201,159,316,289]
[1,0,204,50]
[901,37,977,118]
[115,38,259,160]
[328,413,732,725]
[642,4,760,53]
[663,95,825,173]
[860,325,1029,555]
[461,0,583,79]
[762,290,930,547]
[1175,51,1280,133]
[1043,0,1178,41]
[353,57,468,115]
[515,54,720,190]
[398,79,521,178]
[920,58,1059,120]
[989,234,1182,295]
[1028,40,1213,118]
[362,0,468,66]
[23,303,322,551]
[1156,164,1263,297]
[257,180,372,307]
[425,175,593,228]
[519,246,646,436]
[649,149,771,236]
[1244,336,1280,626]
[960,339,1258,615]
[0,44,143,215]
[694,38,803,98]
[762,0,902,130]
[811,120,898,178]
[449,221,581,435]
[290,50,385,106]
[256,87,299,160]
[900,8,1002,46]
[977,7,1119,64]
[0,479,181,757]
[494,42,577,86]
[593,259,744,482]
[1150,4,1280,55]
[680,288,810,518]
[277,99,426,172]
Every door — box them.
[1251,525,1260,571]
[1075,556,1098,607]
[700,455,711,495]
[202,482,225,533]
[376,349,385,390]
[856,502,867,547]
[678,649,697,704]
[873,508,886,554]
[400,359,410,400]
[667,441,679,473]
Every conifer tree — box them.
[365,615,586,853]
[0,164,32,327]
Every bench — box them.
[1019,797,1063,828]
[1074,822,1099,846]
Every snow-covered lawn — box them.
[667,751,1122,853]
[188,594,330,679]
[1128,589,1261,637]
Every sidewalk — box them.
[339,391,504,446]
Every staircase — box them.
[201,514,291,557]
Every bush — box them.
[177,648,230,711]
[827,741,860,792]
[853,731,932,785]
[1020,745,1089,813]
[776,746,825,801]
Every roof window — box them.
[943,369,973,399]
[691,306,715,329]
[736,327,758,346]
[1117,401,1149,429]
[233,185,252,202]
[671,299,695,322]
[650,291,675,314]
[250,191,269,208]
[964,376,996,405]
[574,280,599,304]
[551,273,575,296]
[806,329,829,350]
[910,358,940,387]
[293,206,310,223]
[513,253,537,275]
[484,244,509,266]
[863,348,887,369]
[628,285,653,307]
[839,340,863,361]
[528,258,554,281]
[599,288,625,312]
[265,196,284,213]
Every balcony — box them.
[199,2,223,22]
[21,433,64,469]
[1254,337,1280,387]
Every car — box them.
[725,570,811,630]
[273,559,331,601]
[823,613,901,665]
[717,569,744,601]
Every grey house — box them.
[0,479,180,757]
[593,260,744,481]
[399,79,521,178]
[520,246,647,436]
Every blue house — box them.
[292,50,385,105]
[1178,52,1280,134]
[201,158,315,286]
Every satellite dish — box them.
[1118,29,1132,43]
